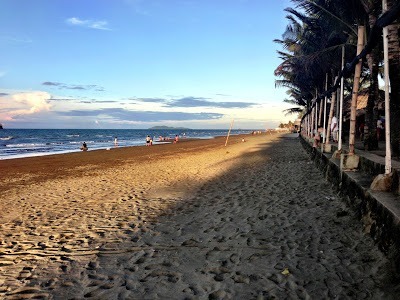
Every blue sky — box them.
[0,0,295,129]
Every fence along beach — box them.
[0,132,398,299]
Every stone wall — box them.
[300,135,400,273]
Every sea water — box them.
[0,129,251,160]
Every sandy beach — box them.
[0,133,399,299]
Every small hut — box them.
[343,89,385,139]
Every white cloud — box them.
[9,91,53,116]
[66,17,86,26]
[66,17,111,30]
[90,21,110,30]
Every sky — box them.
[0,0,296,130]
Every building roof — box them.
[357,94,368,110]
[344,89,384,118]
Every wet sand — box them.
[0,133,399,299]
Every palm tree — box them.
[359,0,382,150]
[275,1,358,146]
[293,0,369,153]
[279,1,399,153]
[274,11,318,114]
[274,4,348,117]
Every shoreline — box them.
[0,134,251,196]
[0,129,252,161]
[0,136,204,161]
[0,135,237,161]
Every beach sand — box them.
[0,133,398,299]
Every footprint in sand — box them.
[181,238,201,247]
[4,287,50,299]
[87,260,99,270]
[17,266,34,280]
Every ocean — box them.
[0,128,251,160]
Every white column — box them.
[338,45,345,151]
[382,0,392,174]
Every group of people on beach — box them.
[157,135,178,142]
[312,113,386,149]
[312,116,338,149]
[358,117,384,142]
[80,134,180,151]
[147,134,179,146]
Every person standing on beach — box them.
[377,118,383,141]
[146,135,151,146]
[114,136,118,147]
[173,135,179,144]
[80,142,88,151]
[313,127,321,149]
[331,116,338,142]
[359,122,365,141]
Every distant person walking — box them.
[114,136,118,147]
[173,135,179,144]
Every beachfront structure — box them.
[275,0,400,179]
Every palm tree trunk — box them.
[349,26,365,155]
[364,48,379,150]
[387,0,400,157]
[318,98,323,127]
[364,49,380,150]
[325,86,337,145]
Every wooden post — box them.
[338,46,345,152]
[225,119,234,146]
[349,26,365,155]
[315,102,318,135]
[382,0,392,174]
[323,74,328,143]
[311,106,315,138]
[326,77,338,145]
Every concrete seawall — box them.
[300,135,400,272]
